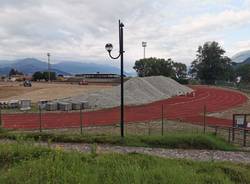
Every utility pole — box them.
[47,53,51,82]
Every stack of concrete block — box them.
[46,102,58,111]
[72,102,82,110]
[19,100,31,111]
[8,100,19,108]
[0,101,8,109]
[80,101,89,109]
[38,100,48,110]
[58,102,72,111]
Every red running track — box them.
[2,86,248,130]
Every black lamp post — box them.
[105,20,125,137]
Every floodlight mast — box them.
[142,41,147,59]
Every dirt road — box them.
[0,82,112,102]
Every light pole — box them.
[105,20,125,138]
[47,53,51,82]
[142,41,147,59]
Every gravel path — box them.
[1,139,250,163]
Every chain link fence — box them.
[214,80,250,92]
[0,101,249,146]
[0,104,206,134]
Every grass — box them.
[0,131,238,151]
[0,143,249,184]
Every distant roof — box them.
[75,73,123,78]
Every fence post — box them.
[39,106,42,132]
[203,105,206,134]
[243,129,247,147]
[80,107,83,134]
[215,126,218,136]
[232,127,235,142]
[0,107,2,127]
[148,122,151,136]
[228,128,231,143]
[161,104,164,136]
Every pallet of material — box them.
[8,100,19,108]
[19,100,31,111]
[38,100,48,110]
[46,102,58,111]
[0,101,8,109]
[58,102,72,111]
[72,102,82,110]
[80,101,89,109]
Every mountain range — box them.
[231,50,250,68]
[1,51,250,77]
[231,50,250,63]
[241,57,250,65]
[0,58,133,76]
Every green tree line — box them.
[133,58,188,83]
[133,41,250,85]
[32,71,56,81]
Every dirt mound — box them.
[68,76,193,108]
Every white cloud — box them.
[232,40,250,52]
[169,10,250,35]
[0,0,249,71]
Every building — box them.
[10,75,32,82]
[75,73,121,79]
[67,73,126,84]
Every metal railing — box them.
[209,125,250,147]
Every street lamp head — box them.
[105,43,113,52]
[142,41,147,47]
[120,22,124,27]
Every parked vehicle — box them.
[79,80,88,85]
[23,80,32,87]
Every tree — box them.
[32,71,43,81]
[43,71,56,81]
[190,41,233,84]
[9,68,23,77]
[236,64,250,83]
[173,62,187,79]
[133,57,177,78]
[32,71,56,81]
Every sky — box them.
[0,0,250,72]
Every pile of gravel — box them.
[66,76,193,109]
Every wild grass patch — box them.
[0,143,249,184]
[0,131,237,151]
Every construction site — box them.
[2,1,250,183]
[0,75,250,146]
